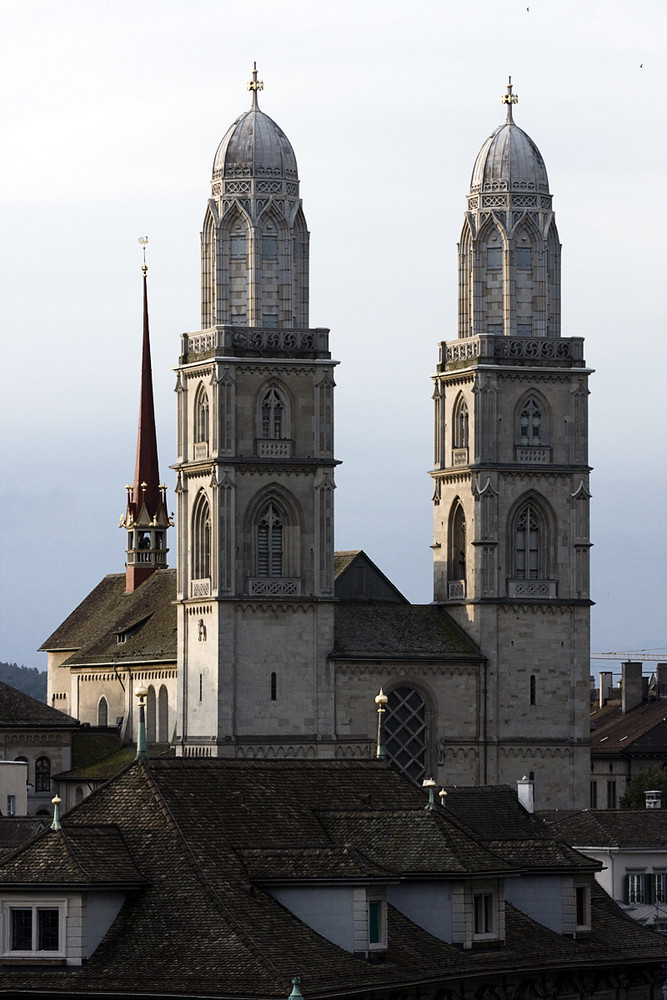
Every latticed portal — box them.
[385,687,427,783]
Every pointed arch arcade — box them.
[447,498,467,599]
[191,491,211,586]
[246,486,303,596]
[507,493,557,598]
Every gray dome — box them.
[470,121,549,194]
[212,108,298,182]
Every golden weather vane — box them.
[247,62,263,108]
[501,76,518,122]
[138,236,149,275]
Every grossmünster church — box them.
[43,70,592,811]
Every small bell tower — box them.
[120,241,172,593]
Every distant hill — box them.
[0,663,47,702]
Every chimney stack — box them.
[622,662,643,715]
[517,775,534,814]
[645,790,662,810]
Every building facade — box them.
[430,79,592,806]
[43,73,592,809]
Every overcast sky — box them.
[1,0,665,675]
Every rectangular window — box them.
[627,873,645,904]
[9,907,60,953]
[487,247,502,269]
[6,794,16,816]
[575,885,590,930]
[607,779,617,809]
[652,872,667,903]
[473,892,494,936]
[516,247,532,268]
[590,780,598,809]
[367,898,386,949]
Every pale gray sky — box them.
[1,0,665,672]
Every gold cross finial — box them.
[247,61,263,109]
[501,76,518,123]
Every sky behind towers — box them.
[1,0,665,673]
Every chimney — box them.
[646,790,662,810]
[658,664,667,699]
[622,661,643,714]
[599,671,613,708]
[517,775,534,814]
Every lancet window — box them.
[192,493,211,581]
[261,388,285,439]
[194,384,210,445]
[519,399,542,446]
[453,395,469,450]
[257,503,284,577]
[515,504,540,580]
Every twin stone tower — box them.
[47,72,592,810]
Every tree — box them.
[619,763,667,809]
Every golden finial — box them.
[501,76,518,123]
[139,236,149,276]
[247,61,263,109]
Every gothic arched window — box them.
[98,696,108,727]
[515,504,540,580]
[448,500,466,594]
[35,756,51,793]
[453,394,469,451]
[158,685,169,743]
[194,384,210,445]
[192,493,211,581]
[257,503,283,577]
[146,685,156,743]
[384,686,427,784]
[261,387,284,440]
[519,399,542,447]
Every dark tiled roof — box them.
[333,602,482,659]
[442,786,597,871]
[590,697,667,754]
[0,759,665,997]
[57,743,175,782]
[333,551,361,577]
[0,824,148,887]
[0,680,78,728]
[40,569,177,667]
[546,808,667,849]
[0,818,48,858]
[333,550,407,603]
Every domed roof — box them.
[212,67,298,182]
[470,80,549,194]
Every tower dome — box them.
[469,78,549,194]
[201,65,309,330]
[211,63,299,190]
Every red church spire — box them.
[120,241,171,593]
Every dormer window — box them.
[473,892,494,938]
[1,899,66,959]
[367,897,387,950]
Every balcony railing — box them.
[256,439,293,459]
[507,579,557,599]
[248,578,302,597]
[191,578,211,597]
[515,445,551,464]
[448,580,466,599]
[452,448,469,467]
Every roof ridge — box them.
[137,760,285,981]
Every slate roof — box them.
[0,680,78,729]
[0,818,48,858]
[0,758,664,998]
[545,808,667,850]
[333,602,482,659]
[442,785,599,872]
[0,824,148,887]
[590,697,667,755]
[39,569,177,667]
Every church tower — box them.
[174,67,338,757]
[121,250,171,594]
[431,81,592,809]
